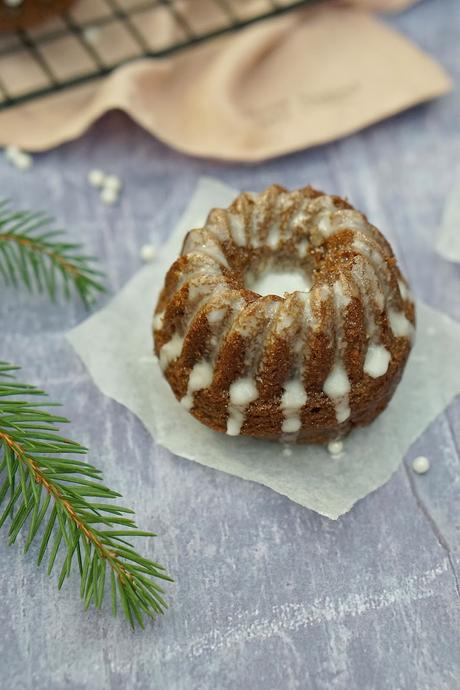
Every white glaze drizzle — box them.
[276,292,314,438]
[281,380,308,433]
[388,309,414,339]
[176,254,222,290]
[226,377,259,435]
[363,344,391,378]
[228,214,246,247]
[153,311,164,331]
[183,232,229,268]
[322,281,352,423]
[159,333,183,371]
[207,308,226,325]
[180,360,214,411]
[397,279,413,303]
[266,223,280,249]
[323,363,351,423]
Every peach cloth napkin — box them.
[0,1,451,161]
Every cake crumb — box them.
[412,456,430,474]
[327,440,344,456]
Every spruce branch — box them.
[0,362,172,628]
[0,201,105,307]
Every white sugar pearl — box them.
[82,26,100,44]
[14,151,32,170]
[327,440,344,456]
[4,0,24,7]
[412,456,430,474]
[104,174,122,192]
[5,145,20,162]
[88,169,105,187]
[140,244,156,262]
[100,187,118,205]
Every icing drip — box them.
[364,344,391,378]
[176,256,222,290]
[352,238,390,312]
[250,207,264,248]
[207,308,226,325]
[351,261,381,339]
[323,363,351,423]
[183,233,229,268]
[226,378,259,436]
[266,223,280,249]
[180,360,213,411]
[297,239,309,257]
[153,311,164,331]
[388,310,414,339]
[317,213,333,238]
[323,281,352,423]
[333,210,367,233]
[333,280,351,309]
[229,214,246,247]
[159,333,183,370]
[398,279,412,302]
[281,380,308,433]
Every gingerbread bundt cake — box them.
[153,185,415,444]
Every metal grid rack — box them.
[0,0,320,111]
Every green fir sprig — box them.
[0,201,105,307]
[0,362,172,628]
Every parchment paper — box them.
[0,5,451,162]
[68,178,460,519]
[436,163,460,264]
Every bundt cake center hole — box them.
[245,265,312,297]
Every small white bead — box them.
[14,151,32,170]
[140,244,156,262]
[5,145,20,162]
[88,169,105,187]
[412,456,430,474]
[104,174,122,192]
[82,26,100,44]
[4,0,24,7]
[327,440,344,456]
[100,187,118,205]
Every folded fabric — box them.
[0,3,450,161]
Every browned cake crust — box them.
[153,185,415,444]
[0,0,75,32]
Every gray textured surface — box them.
[1,1,460,688]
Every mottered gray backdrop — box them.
[1,1,460,688]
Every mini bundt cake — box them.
[153,185,415,444]
[0,0,75,32]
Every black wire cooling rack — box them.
[0,0,322,111]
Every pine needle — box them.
[0,201,105,307]
[0,362,172,628]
